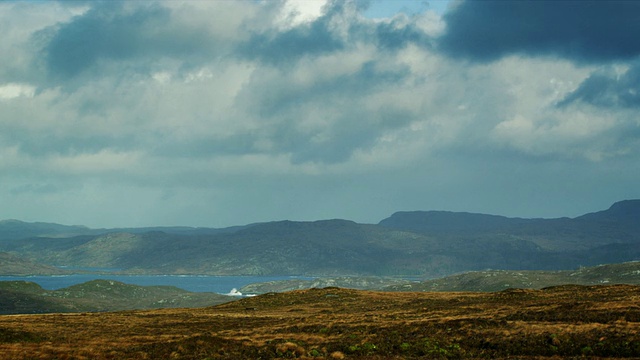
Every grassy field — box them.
[0,285,639,359]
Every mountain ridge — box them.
[2,199,638,238]
[0,200,638,277]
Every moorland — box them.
[1,285,639,359]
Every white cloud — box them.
[0,83,35,100]
[276,0,329,29]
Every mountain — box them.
[378,199,640,251]
[576,199,640,231]
[0,279,233,314]
[378,211,529,235]
[0,200,638,277]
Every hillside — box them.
[1,221,449,276]
[239,276,410,294]
[0,279,233,314]
[237,261,640,294]
[0,285,638,359]
[0,220,91,241]
[0,200,638,277]
[0,252,70,276]
[385,261,640,292]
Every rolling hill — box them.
[0,252,70,276]
[237,261,640,294]
[0,279,233,314]
[384,261,640,292]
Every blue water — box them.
[0,274,312,294]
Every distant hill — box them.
[0,252,70,275]
[0,220,91,241]
[0,220,448,276]
[0,200,638,277]
[384,261,640,292]
[0,219,249,243]
[0,279,233,314]
[237,261,640,294]
[239,276,410,294]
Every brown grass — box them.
[1,284,639,359]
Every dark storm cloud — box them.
[237,13,344,65]
[252,60,410,117]
[289,106,415,164]
[237,1,432,66]
[236,60,412,163]
[439,0,640,63]
[373,19,432,51]
[559,64,640,108]
[39,2,215,79]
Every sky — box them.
[0,0,639,228]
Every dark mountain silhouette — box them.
[0,200,638,277]
[378,200,640,251]
[378,211,529,234]
[576,199,640,231]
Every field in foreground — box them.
[1,285,639,359]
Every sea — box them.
[0,271,313,295]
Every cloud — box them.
[36,1,250,81]
[0,83,35,100]
[41,2,168,77]
[439,0,640,63]
[558,63,640,109]
[232,55,416,163]
[236,11,346,66]
[237,1,434,66]
[0,0,638,227]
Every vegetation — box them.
[0,285,638,359]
